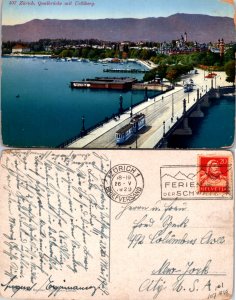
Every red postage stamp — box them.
[198,156,229,193]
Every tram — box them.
[115,113,146,144]
[184,83,193,93]
[130,113,146,133]
[184,79,194,93]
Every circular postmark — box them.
[104,164,144,204]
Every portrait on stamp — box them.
[198,156,229,193]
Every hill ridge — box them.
[2,14,235,42]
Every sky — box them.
[2,0,235,25]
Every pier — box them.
[70,77,137,90]
[58,69,233,149]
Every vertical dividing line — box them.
[108,159,112,282]
[160,167,163,200]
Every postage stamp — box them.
[104,164,144,204]
[198,155,229,193]
[161,155,232,200]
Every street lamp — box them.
[163,121,166,137]
[130,93,133,117]
[197,88,199,101]
[183,98,186,115]
[145,87,148,100]
[171,94,174,121]
[119,95,123,114]
[80,115,86,137]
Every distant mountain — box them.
[2,13,235,42]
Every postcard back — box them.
[0,150,233,300]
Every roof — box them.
[13,45,30,49]
[130,114,145,123]
[91,77,136,83]
[116,124,133,134]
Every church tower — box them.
[219,38,225,57]
[184,32,187,43]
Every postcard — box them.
[1,0,235,149]
[0,149,233,299]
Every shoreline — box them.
[2,54,155,69]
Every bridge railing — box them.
[219,85,235,94]
[57,90,165,148]
[57,85,215,149]
[155,86,230,148]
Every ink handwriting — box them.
[0,150,110,297]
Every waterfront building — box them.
[210,38,225,55]
[12,44,31,53]
[119,41,130,52]
[44,45,52,51]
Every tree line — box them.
[143,45,235,83]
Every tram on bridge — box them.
[184,79,194,93]
[115,113,146,144]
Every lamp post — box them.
[130,93,133,118]
[145,87,148,100]
[183,98,186,115]
[119,95,123,114]
[171,94,174,122]
[80,115,86,137]
[163,121,166,137]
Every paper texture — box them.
[0,149,233,300]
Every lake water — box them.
[1,57,235,148]
[168,95,235,148]
[2,57,156,147]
